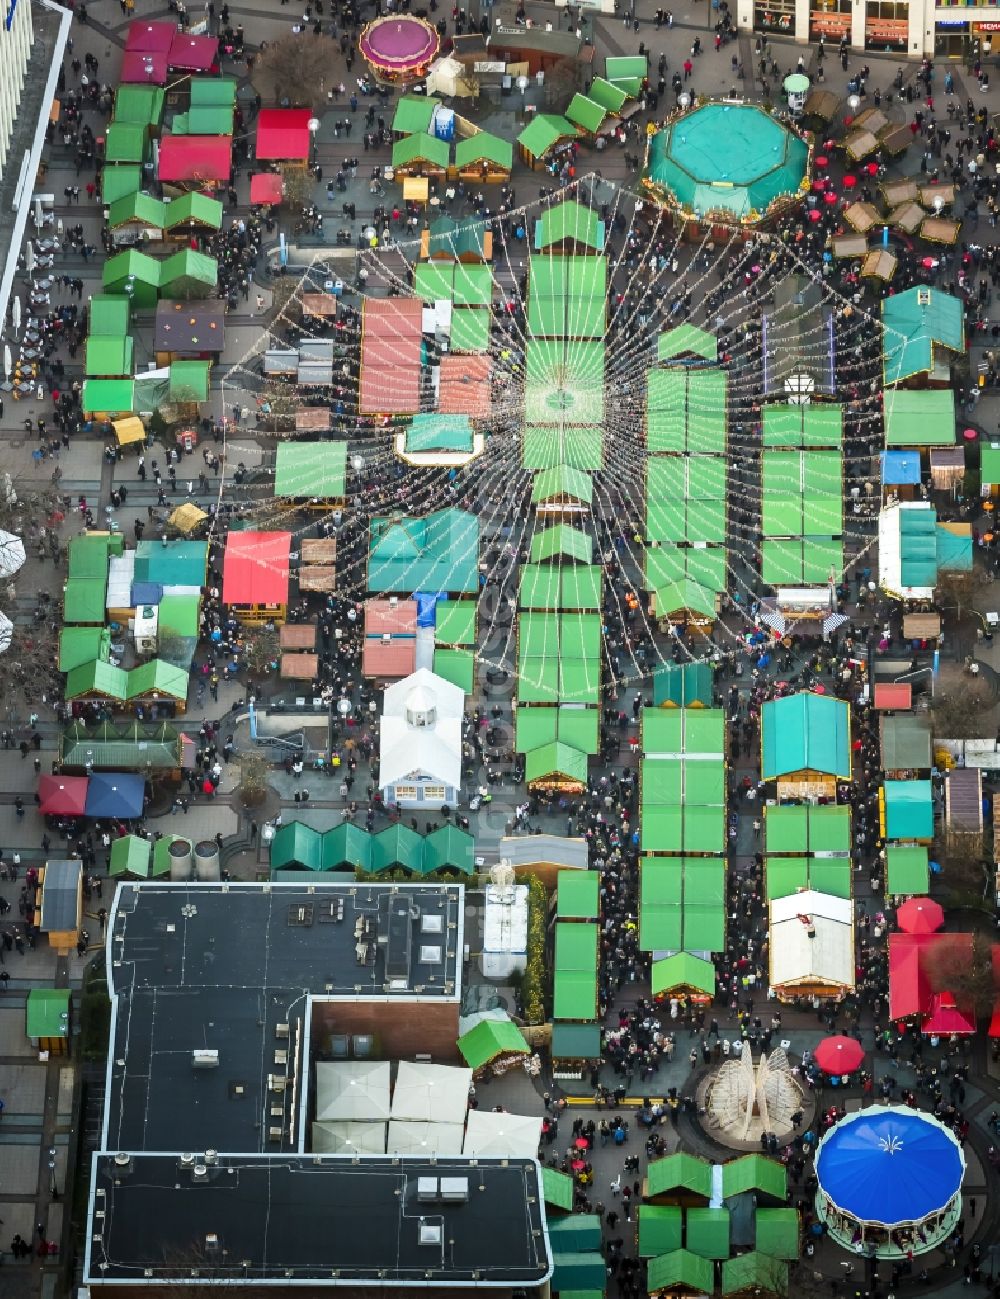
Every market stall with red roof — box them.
[159,134,232,188]
[38,774,90,817]
[256,109,313,162]
[222,531,292,624]
[889,931,976,1034]
[121,50,169,84]
[126,20,175,51]
[359,298,423,415]
[168,32,219,72]
[250,173,285,206]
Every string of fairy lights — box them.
[216,175,911,692]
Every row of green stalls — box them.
[82,357,211,422]
[269,821,475,876]
[551,871,602,1070]
[412,256,494,366]
[757,405,846,627]
[541,1170,606,1295]
[60,536,205,716]
[110,832,191,879]
[517,55,646,168]
[639,708,726,1004]
[764,803,852,903]
[641,1153,797,1294]
[432,598,477,696]
[645,329,728,633]
[391,95,513,181]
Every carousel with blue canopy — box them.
[814,1105,965,1258]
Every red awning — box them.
[250,173,284,205]
[222,531,291,606]
[159,134,232,183]
[921,991,976,1036]
[888,933,928,1021]
[256,108,313,161]
[120,50,169,84]
[874,682,912,710]
[38,774,90,817]
[168,33,219,70]
[125,20,175,52]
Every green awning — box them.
[109,835,153,878]
[114,84,165,125]
[126,660,189,701]
[658,323,717,362]
[651,952,716,998]
[105,121,148,163]
[765,804,851,855]
[271,822,322,871]
[85,334,134,377]
[550,1253,606,1293]
[884,388,955,447]
[163,190,224,230]
[654,578,717,621]
[25,988,70,1040]
[432,648,475,695]
[517,113,578,162]
[886,845,929,895]
[405,413,475,453]
[525,741,589,786]
[587,77,628,114]
[638,1205,682,1258]
[392,94,439,135]
[454,131,512,170]
[754,1209,801,1259]
[652,662,714,708]
[532,463,594,506]
[523,425,603,471]
[557,870,599,920]
[391,131,449,169]
[321,823,373,871]
[89,295,131,335]
[542,1165,574,1212]
[420,823,474,875]
[648,1250,714,1294]
[720,1154,787,1201]
[107,192,167,231]
[761,691,851,779]
[59,626,110,673]
[535,199,603,251]
[646,1152,713,1199]
[152,836,182,878]
[686,1207,730,1259]
[456,1017,529,1071]
[565,93,607,135]
[435,600,476,645]
[553,968,598,1020]
[63,578,108,625]
[370,823,424,872]
[102,165,143,205]
[548,1215,602,1252]
[82,378,134,415]
[169,359,211,402]
[65,660,128,701]
[882,286,964,385]
[450,307,490,353]
[274,442,347,497]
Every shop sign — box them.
[974,19,1000,29]
[866,19,908,38]
[810,11,852,33]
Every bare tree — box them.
[933,828,992,903]
[541,57,579,112]
[280,164,315,212]
[930,683,994,739]
[253,35,341,110]
[237,750,273,809]
[240,626,280,680]
[925,932,998,1021]
[934,570,976,624]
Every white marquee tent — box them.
[312,1120,388,1154]
[462,1109,543,1159]
[390,1060,472,1125]
[386,1119,466,1156]
[769,890,855,998]
[315,1060,392,1122]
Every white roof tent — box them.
[379,668,465,792]
[312,1120,388,1154]
[390,1060,472,1124]
[387,1119,466,1156]
[768,890,855,998]
[314,1060,392,1122]
[463,1109,543,1159]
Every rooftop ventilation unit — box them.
[421,913,444,934]
[419,945,443,964]
[417,1178,439,1202]
[419,1220,443,1247]
[192,1050,219,1069]
[439,1177,470,1202]
[917,287,931,306]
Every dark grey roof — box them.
[40,860,81,933]
[86,1154,551,1287]
[104,883,463,1155]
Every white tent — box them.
[463,1109,543,1159]
[312,1120,388,1154]
[769,890,855,997]
[390,1060,471,1124]
[426,56,476,99]
[315,1060,392,1122]
[0,531,26,578]
[379,669,464,802]
[386,1119,465,1156]
[0,610,12,654]
[878,502,935,600]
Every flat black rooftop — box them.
[86,1155,551,1286]
[104,883,463,1154]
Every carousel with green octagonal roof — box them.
[642,100,812,234]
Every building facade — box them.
[0,0,34,180]
[737,0,999,58]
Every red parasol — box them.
[815,154,829,168]
[866,162,879,176]
[812,178,827,192]
[963,428,979,441]
[897,896,945,934]
[807,209,821,222]
[823,190,838,205]
[813,1035,865,1075]
[573,1137,589,1150]
[843,174,858,189]
[570,1158,586,1171]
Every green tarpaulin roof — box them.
[517,113,578,161]
[524,338,605,425]
[647,456,726,543]
[127,660,189,701]
[762,403,843,447]
[647,368,727,454]
[653,577,718,621]
[85,334,134,377]
[526,741,589,786]
[134,539,208,587]
[59,626,111,673]
[392,95,439,135]
[550,1254,606,1292]
[652,662,714,708]
[163,190,224,230]
[651,952,716,997]
[981,443,1000,489]
[646,543,727,596]
[168,359,212,402]
[530,524,592,565]
[686,1207,730,1259]
[761,449,843,537]
[550,1022,602,1059]
[515,706,600,758]
[720,1154,787,1200]
[25,988,70,1040]
[152,835,185,877]
[557,870,599,919]
[105,121,148,163]
[886,844,930,894]
[643,706,725,754]
[647,1250,714,1294]
[114,84,165,125]
[63,578,108,625]
[542,1166,574,1212]
[882,286,965,385]
[884,387,955,447]
[89,295,131,335]
[190,78,237,107]
[68,534,116,579]
[60,721,181,772]
[523,425,603,471]
[586,77,628,114]
[658,323,717,362]
[172,106,234,135]
[369,509,479,595]
[425,215,490,260]
[421,823,475,875]
[880,713,932,769]
[722,1252,788,1296]
[762,537,843,586]
[761,691,850,779]
[102,165,143,205]
[371,823,425,873]
[449,306,490,353]
[646,1152,713,1199]
[454,131,512,170]
[519,564,602,611]
[109,835,153,878]
[765,856,851,901]
[392,131,449,169]
[605,55,647,82]
[553,968,598,1020]
[65,660,128,700]
[456,1016,529,1071]
[535,199,603,251]
[548,1215,602,1252]
[638,1206,682,1258]
[566,93,607,134]
[755,1209,800,1259]
[82,378,134,415]
[434,600,476,645]
[532,463,594,507]
[274,442,347,497]
[765,804,851,855]
[107,192,166,230]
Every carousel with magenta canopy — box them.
[814,1106,965,1258]
[359,15,440,85]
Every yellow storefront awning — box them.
[113,416,146,446]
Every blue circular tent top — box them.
[643,102,809,222]
[815,1107,964,1227]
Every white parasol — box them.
[0,610,13,654]
[0,531,26,577]
[3,345,10,380]
[11,295,21,333]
